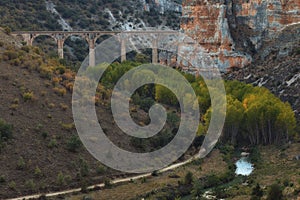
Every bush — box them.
[267,184,283,200]
[25,179,36,191]
[184,171,194,185]
[8,181,16,190]
[0,175,5,183]
[67,135,82,152]
[4,26,11,35]
[0,119,13,141]
[59,103,68,111]
[96,165,107,175]
[16,157,26,170]
[34,167,42,177]
[251,183,263,200]
[104,178,112,188]
[3,50,18,60]
[21,46,30,53]
[79,158,89,177]
[23,91,34,102]
[61,123,74,131]
[53,87,67,96]
[48,139,58,149]
[57,172,66,186]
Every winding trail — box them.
[7,157,195,200]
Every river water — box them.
[235,157,254,176]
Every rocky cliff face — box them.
[141,0,182,14]
[227,24,300,120]
[181,0,300,71]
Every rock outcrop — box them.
[227,24,300,120]
[181,0,300,71]
[141,0,182,14]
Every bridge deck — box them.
[12,30,178,34]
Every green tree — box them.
[223,95,245,144]
[251,183,263,200]
[267,184,283,200]
[184,171,193,185]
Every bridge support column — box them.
[22,34,33,46]
[57,39,64,59]
[121,37,126,62]
[152,39,158,64]
[89,40,96,67]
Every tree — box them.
[251,183,263,200]
[155,84,178,106]
[0,119,13,142]
[223,95,244,144]
[184,171,193,185]
[191,179,203,198]
[267,184,283,200]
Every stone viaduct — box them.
[11,31,176,67]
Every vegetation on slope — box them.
[0,0,181,31]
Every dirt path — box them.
[7,157,195,200]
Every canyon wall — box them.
[180,0,300,71]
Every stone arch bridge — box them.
[11,31,176,67]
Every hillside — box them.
[0,0,182,31]
[0,28,122,198]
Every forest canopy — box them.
[89,61,297,146]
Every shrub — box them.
[3,50,18,60]
[48,139,58,149]
[4,26,11,35]
[52,77,61,86]
[151,170,158,176]
[34,167,42,177]
[12,98,19,104]
[61,123,74,131]
[104,178,112,188]
[96,165,107,175]
[0,119,13,141]
[65,82,74,91]
[79,158,89,177]
[48,103,55,109]
[267,184,283,200]
[53,87,67,96]
[21,46,30,53]
[67,135,82,152]
[41,132,48,139]
[23,91,34,102]
[0,175,5,183]
[8,181,16,190]
[25,179,36,191]
[16,157,26,170]
[59,103,68,111]
[56,172,65,186]
[251,183,263,200]
[184,171,194,185]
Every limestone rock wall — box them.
[180,0,300,71]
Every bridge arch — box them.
[31,34,58,44]
[32,35,58,57]
[63,34,89,65]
